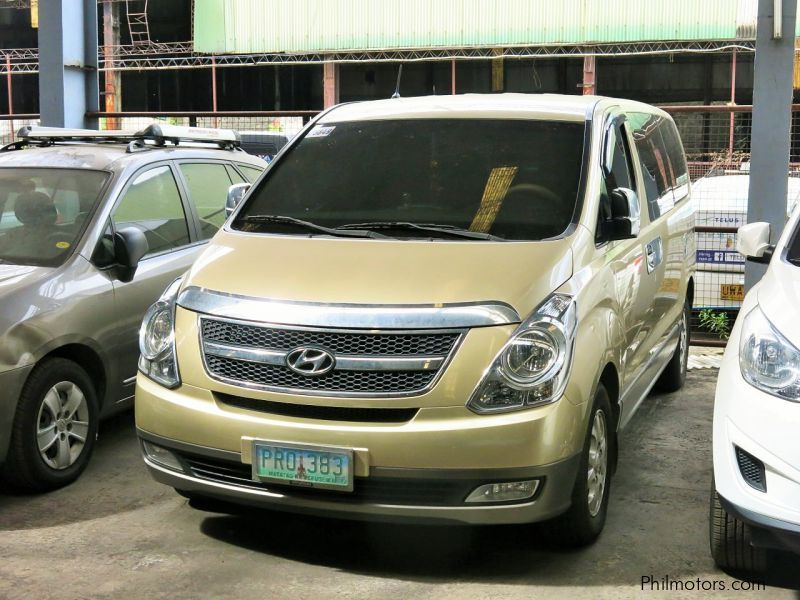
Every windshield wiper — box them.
[237,215,389,239]
[337,221,506,241]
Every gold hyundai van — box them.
[135,94,695,545]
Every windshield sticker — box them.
[307,125,335,138]
[469,166,518,233]
[55,241,70,249]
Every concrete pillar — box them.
[746,0,798,288]
[38,0,99,128]
[323,61,339,108]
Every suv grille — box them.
[200,318,462,396]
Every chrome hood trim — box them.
[177,286,521,329]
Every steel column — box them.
[323,60,339,108]
[37,0,98,128]
[582,54,596,95]
[102,0,122,129]
[746,0,798,288]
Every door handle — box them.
[645,237,663,273]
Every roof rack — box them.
[5,124,242,152]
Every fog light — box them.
[464,480,539,503]
[142,440,184,472]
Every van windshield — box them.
[234,118,586,241]
[0,168,108,268]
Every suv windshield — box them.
[234,118,586,241]
[0,168,108,267]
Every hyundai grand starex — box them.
[136,94,696,545]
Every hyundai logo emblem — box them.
[285,346,336,376]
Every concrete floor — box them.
[1,369,798,599]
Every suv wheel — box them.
[709,481,767,575]
[542,383,613,547]
[1,358,99,492]
[656,298,690,392]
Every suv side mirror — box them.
[113,227,148,283]
[604,187,641,241]
[737,222,773,264]
[226,183,251,217]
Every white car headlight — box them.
[467,294,576,414]
[739,305,800,402]
[138,277,183,389]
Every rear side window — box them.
[112,165,190,256]
[238,165,263,183]
[179,162,235,240]
[629,112,685,220]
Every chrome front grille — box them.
[200,317,463,397]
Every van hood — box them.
[182,230,574,320]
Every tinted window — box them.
[226,164,246,184]
[112,166,190,256]
[660,122,690,201]
[238,165,263,183]
[0,168,108,267]
[629,112,676,220]
[179,163,234,240]
[597,122,635,242]
[236,119,586,241]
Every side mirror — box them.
[737,222,773,264]
[226,183,251,217]
[604,187,641,241]
[113,226,148,282]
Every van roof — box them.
[319,93,664,124]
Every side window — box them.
[112,165,190,257]
[179,163,235,240]
[604,123,634,191]
[238,164,264,183]
[660,121,690,202]
[225,164,246,184]
[630,112,676,220]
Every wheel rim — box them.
[36,381,90,470]
[678,310,688,374]
[587,409,608,517]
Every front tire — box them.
[656,299,690,392]
[1,358,99,492]
[543,383,613,547]
[709,482,766,576]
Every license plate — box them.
[720,283,744,301]
[252,441,353,491]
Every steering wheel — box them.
[503,183,562,205]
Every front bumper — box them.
[135,371,589,525]
[138,428,581,525]
[0,364,34,464]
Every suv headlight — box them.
[739,305,800,402]
[467,294,576,414]
[138,277,183,389]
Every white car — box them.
[710,217,800,574]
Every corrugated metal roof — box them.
[194,0,781,55]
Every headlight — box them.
[739,305,800,401]
[138,277,183,389]
[467,294,576,414]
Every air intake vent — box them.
[735,446,766,492]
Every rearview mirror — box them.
[226,183,251,217]
[113,227,148,283]
[737,222,773,264]
[604,187,640,241]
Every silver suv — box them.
[0,125,266,491]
